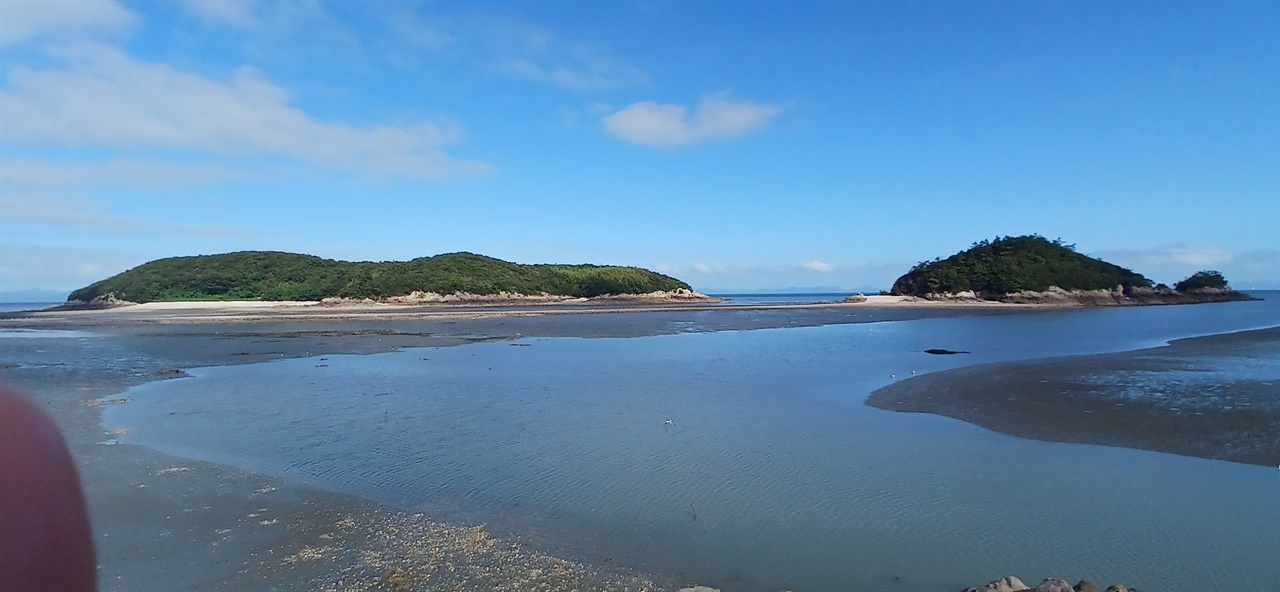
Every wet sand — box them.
[867,327,1280,467]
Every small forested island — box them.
[890,235,1255,305]
[67,251,703,304]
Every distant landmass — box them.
[67,251,697,304]
[890,235,1255,304]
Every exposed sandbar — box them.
[867,327,1280,466]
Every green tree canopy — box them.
[68,251,692,303]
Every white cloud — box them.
[602,95,782,148]
[0,0,135,46]
[0,44,489,179]
[183,0,258,28]
[802,260,835,273]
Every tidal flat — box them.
[2,297,1278,591]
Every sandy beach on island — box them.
[3,301,1276,591]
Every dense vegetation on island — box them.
[67,251,692,303]
[891,236,1152,297]
[1174,270,1228,292]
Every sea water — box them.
[102,298,1280,591]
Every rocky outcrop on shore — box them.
[963,576,1144,592]
[54,292,138,310]
[920,285,1257,306]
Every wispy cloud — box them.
[378,7,453,52]
[1095,245,1280,287]
[488,24,646,92]
[183,0,259,28]
[1099,246,1234,270]
[0,195,240,236]
[0,44,489,179]
[802,260,835,273]
[602,94,782,148]
[0,158,253,191]
[657,262,739,276]
[0,0,135,46]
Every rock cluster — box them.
[962,576,1143,592]
[997,286,1129,305]
[921,284,1257,306]
[317,288,720,306]
[588,288,720,302]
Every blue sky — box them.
[1,0,1277,296]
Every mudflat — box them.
[867,327,1280,467]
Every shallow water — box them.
[0,328,100,339]
[105,300,1280,591]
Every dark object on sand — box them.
[924,348,970,355]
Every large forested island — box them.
[67,251,698,304]
[891,235,1254,304]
